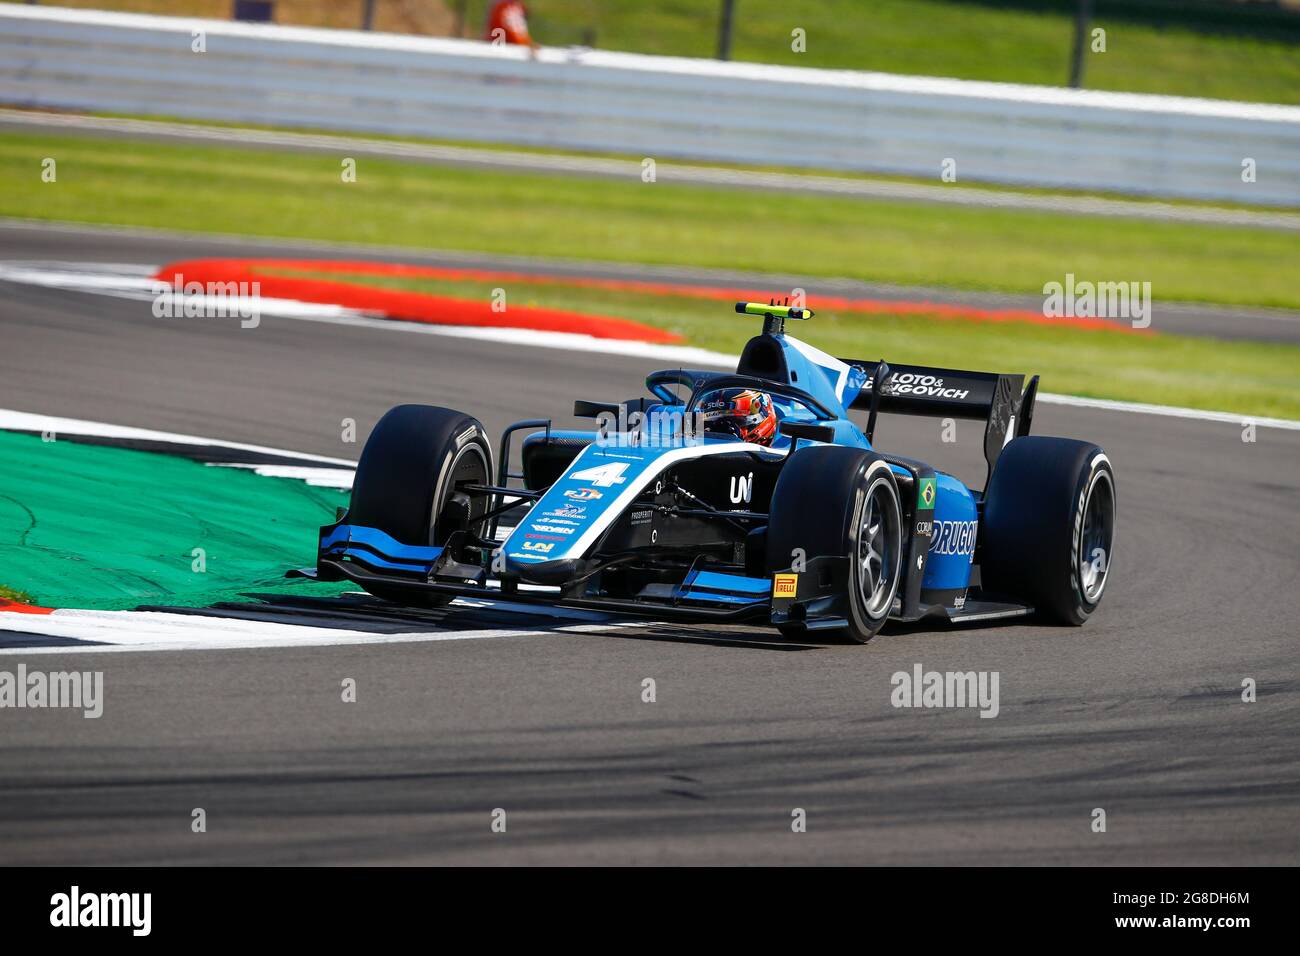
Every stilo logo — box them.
[730,472,754,504]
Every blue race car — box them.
[292,302,1116,642]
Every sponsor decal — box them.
[564,488,603,501]
[545,505,586,519]
[531,524,575,535]
[915,519,933,536]
[729,472,755,505]
[953,592,967,610]
[569,462,629,487]
[772,573,798,598]
[917,477,936,509]
[929,519,978,557]
[884,374,972,401]
[521,540,555,553]
[525,533,565,541]
[630,509,654,526]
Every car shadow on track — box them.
[139,591,827,652]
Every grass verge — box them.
[3,131,1298,309]
[0,584,37,605]
[66,108,1288,214]
[53,0,1300,104]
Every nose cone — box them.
[503,554,583,586]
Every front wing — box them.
[289,518,1032,627]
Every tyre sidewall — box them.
[428,436,493,546]
[1065,454,1115,623]
[767,446,901,643]
[845,460,903,639]
[982,437,1115,625]
[349,405,493,547]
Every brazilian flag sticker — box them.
[917,477,936,510]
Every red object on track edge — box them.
[0,599,54,615]
[155,259,684,343]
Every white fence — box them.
[2,3,1298,206]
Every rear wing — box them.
[843,360,1039,491]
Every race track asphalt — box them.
[0,225,1296,865]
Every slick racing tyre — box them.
[767,446,903,643]
[348,405,493,606]
[981,436,1115,625]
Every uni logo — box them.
[772,573,798,598]
[730,472,754,504]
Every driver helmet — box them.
[698,387,778,446]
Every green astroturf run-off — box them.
[0,431,351,611]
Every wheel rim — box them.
[857,474,901,619]
[430,443,489,545]
[1079,469,1115,603]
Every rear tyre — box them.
[981,436,1115,625]
[348,405,493,607]
[767,446,903,644]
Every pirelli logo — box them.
[772,573,798,598]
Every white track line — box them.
[0,607,636,655]
[4,262,1297,430]
[0,408,357,466]
[1035,393,1300,430]
[278,305,744,366]
[207,463,356,489]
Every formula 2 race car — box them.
[290,302,1116,642]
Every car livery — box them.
[295,301,1117,641]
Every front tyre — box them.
[854,465,904,627]
[981,436,1116,625]
[347,405,493,607]
[768,446,903,643]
